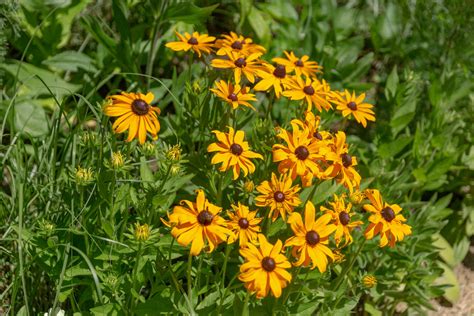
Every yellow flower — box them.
[331,90,375,128]
[165,189,231,256]
[349,190,366,205]
[243,180,255,193]
[134,223,150,241]
[255,172,301,222]
[75,166,93,185]
[239,235,292,298]
[170,164,181,176]
[292,111,332,142]
[254,63,292,98]
[165,31,215,57]
[362,275,377,288]
[215,32,266,56]
[111,151,124,168]
[211,52,262,84]
[272,51,322,77]
[285,201,336,272]
[166,144,181,161]
[272,122,326,187]
[210,80,256,110]
[227,203,262,247]
[333,249,345,263]
[363,189,412,248]
[323,131,361,193]
[321,194,363,247]
[207,127,263,180]
[104,92,161,144]
[282,76,332,112]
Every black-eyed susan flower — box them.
[254,63,292,98]
[211,52,262,84]
[331,90,375,128]
[283,76,332,112]
[323,131,361,193]
[362,275,377,288]
[165,31,215,57]
[104,92,161,144]
[285,201,336,272]
[210,80,256,110]
[272,122,326,187]
[227,203,262,247]
[255,172,301,222]
[239,234,292,298]
[215,32,266,56]
[292,112,332,142]
[207,127,263,180]
[321,194,363,247]
[165,189,231,256]
[363,189,412,248]
[272,51,322,77]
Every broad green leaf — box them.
[90,303,121,316]
[385,66,399,100]
[248,7,271,45]
[436,261,460,304]
[432,234,456,267]
[378,135,412,159]
[164,3,219,24]
[14,100,49,137]
[43,51,98,72]
[1,60,81,98]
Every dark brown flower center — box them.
[261,256,276,272]
[187,37,198,45]
[228,93,238,101]
[381,206,395,222]
[238,218,249,229]
[313,131,323,140]
[347,101,357,110]
[231,41,243,49]
[295,146,309,160]
[303,85,315,95]
[341,153,352,168]
[131,99,150,115]
[305,230,320,245]
[197,210,214,226]
[234,57,247,68]
[339,211,350,226]
[273,65,286,78]
[295,59,304,67]
[230,143,243,156]
[273,191,285,202]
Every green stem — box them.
[332,238,367,291]
[305,183,318,204]
[281,266,302,305]
[158,163,172,194]
[242,290,251,316]
[187,252,194,311]
[266,92,275,119]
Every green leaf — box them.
[248,7,271,44]
[14,100,49,137]
[90,303,121,316]
[378,135,412,159]
[433,234,456,267]
[43,51,98,72]
[140,157,155,186]
[385,66,399,100]
[81,15,118,58]
[436,262,460,304]
[364,303,382,316]
[1,60,81,98]
[163,3,219,24]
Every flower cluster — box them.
[100,29,412,300]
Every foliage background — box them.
[0,0,473,315]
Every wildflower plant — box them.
[2,2,471,315]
